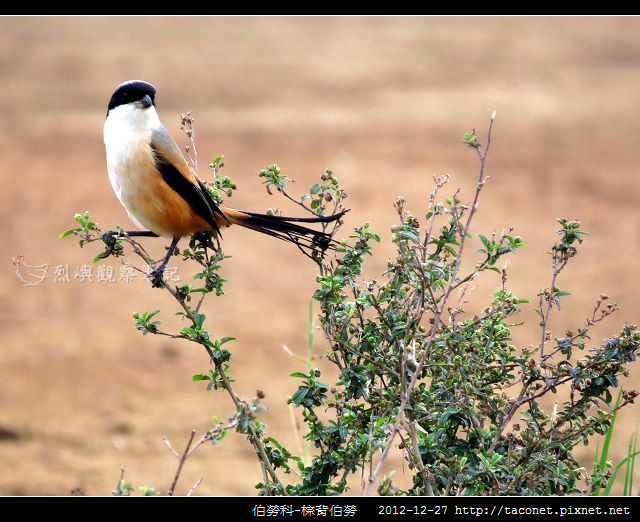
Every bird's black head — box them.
[107,80,156,115]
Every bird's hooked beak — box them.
[136,94,153,109]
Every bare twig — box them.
[212,361,288,495]
[167,430,197,496]
[187,478,203,496]
[407,420,434,495]
[180,112,198,173]
[111,467,130,496]
[163,437,181,458]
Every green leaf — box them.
[291,388,308,406]
[397,230,419,243]
[139,486,160,496]
[59,228,81,238]
[193,313,206,328]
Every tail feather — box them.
[220,208,345,252]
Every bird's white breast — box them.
[103,104,163,230]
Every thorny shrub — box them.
[63,116,639,496]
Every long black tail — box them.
[221,207,346,253]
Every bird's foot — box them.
[101,231,122,259]
[150,268,166,288]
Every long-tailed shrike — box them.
[103,80,344,287]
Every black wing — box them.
[150,144,229,235]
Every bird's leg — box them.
[101,230,160,258]
[150,236,180,288]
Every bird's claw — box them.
[101,231,121,259]
[150,268,165,288]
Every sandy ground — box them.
[1,16,640,496]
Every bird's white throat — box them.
[104,103,161,142]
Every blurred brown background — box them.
[1,16,640,496]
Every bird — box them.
[103,80,345,287]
